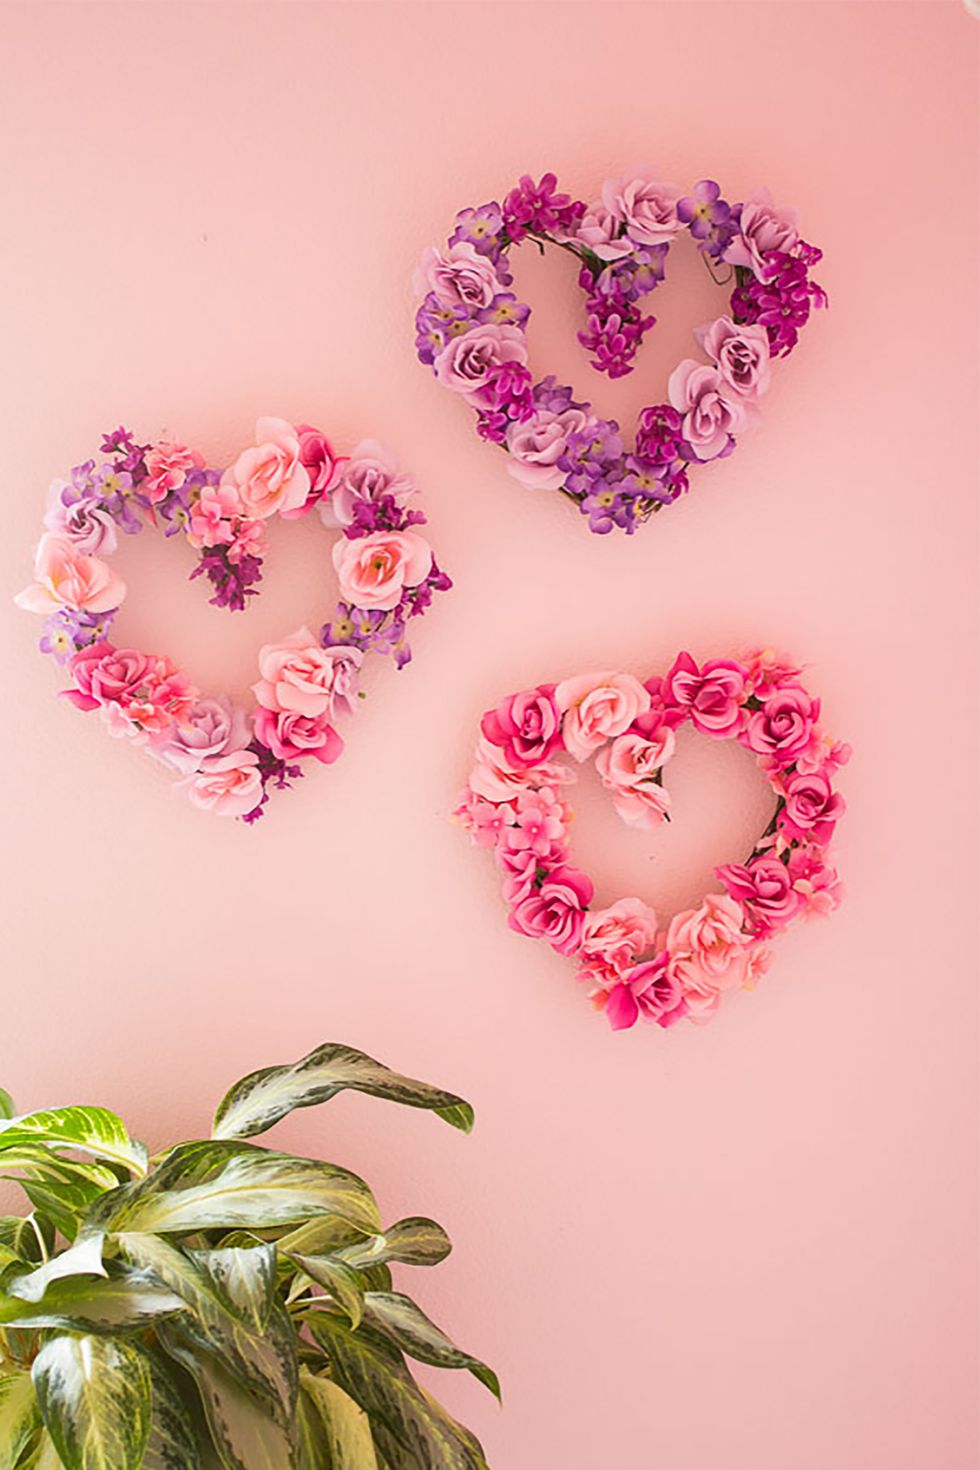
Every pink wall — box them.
[2,2,978,1466]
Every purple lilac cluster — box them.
[416,170,826,536]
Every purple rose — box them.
[724,189,800,280]
[716,856,801,937]
[416,242,500,310]
[434,323,528,401]
[695,317,771,400]
[505,406,592,490]
[148,695,250,775]
[508,864,593,956]
[44,483,118,556]
[601,169,682,247]
[667,360,748,461]
[325,440,415,527]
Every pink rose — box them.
[743,685,819,765]
[253,627,362,719]
[434,323,528,400]
[332,530,432,612]
[468,734,567,802]
[595,729,675,830]
[716,856,801,937]
[64,642,141,710]
[663,652,747,737]
[143,441,205,505]
[280,425,345,520]
[579,898,659,986]
[668,361,748,461]
[66,645,195,738]
[603,952,688,1031]
[575,202,634,261]
[327,441,415,528]
[778,769,844,845]
[667,894,751,1022]
[724,190,800,280]
[508,864,593,956]
[416,242,500,310]
[480,685,563,768]
[43,485,117,556]
[695,317,771,400]
[505,407,592,490]
[15,535,126,615]
[223,416,310,520]
[555,671,651,762]
[177,749,262,818]
[149,694,250,774]
[601,168,681,247]
[252,707,344,765]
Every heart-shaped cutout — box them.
[16,419,450,822]
[456,653,849,1030]
[416,170,826,533]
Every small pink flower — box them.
[332,530,432,612]
[601,168,681,247]
[595,729,675,830]
[223,416,310,520]
[508,864,593,956]
[506,407,592,490]
[667,893,751,1022]
[280,425,346,519]
[503,787,567,858]
[743,685,819,766]
[579,898,659,987]
[434,323,528,401]
[15,534,126,615]
[480,684,563,768]
[454,788,513,849]
[555,671,651,761]
[694,317,771,400]
[252,706,344,765]
[143,441,205,505]
[663,652,747,737]
[253,627,362,720]
[186,482,243,549]
[415,242,501,309]
[716,855,801,937]
[327,442,415,528]
[724,189,800,280]
[177,749,263,818]
[225,518,266,565]
[602,951,689,1031]
[668,361,748,461]
[788,846,844,918]
[778,769,844,845]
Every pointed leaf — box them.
[0,1370,40,1470]
[141,1350,203,1470]
[0,1268,184,1333]
[338,1218,452,1271]
[9,1232,106,1304]
[0,1091,14,1121]
[0,1107,147,1176]
[92,1141,380,1235]
[22,1180,106,1241]
[157,1320,295,1470]
[298,1370,378,1470]
[362,1293,499,1400]
[32,1334,151,1470]
[287,1253,365,1328]
[0,1215,55,1267]
[15,1428,64,1470]
[212,1044,473,1142]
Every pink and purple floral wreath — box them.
[456,652,849,1030]
[15,419,450,822]
[416,170,826,534]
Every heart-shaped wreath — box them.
[16,419,450,822]
[456,652,849,1030]
[416,170,826,533]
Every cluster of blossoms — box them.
[16,419,449,821]
[416,170,826,534]
[456,652,848,1031]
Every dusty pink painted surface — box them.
[1,3,977,1466]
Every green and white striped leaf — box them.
[8,1231,106,1304]
[0,1091,14,1121]
[297,1370,378,1470]
[0,1214,55,1267]
[15,1428,64,1470]
[0,1107,147,1177]
[0,1268,184,1333]
[361,1293,500,1400]
[309,1314,490,1470]
[0,1145,120,1193]
[338,1218,453,1272]
[287,1252,366,1328]
[22,1179,106,1242]
[0,1370,40,1470]
[212,1045,474,1142]
[92,1141,380,1235]
[141,1350,203,1470]
[32,1334,152,1470]
[157,1320,296,1470]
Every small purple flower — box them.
[731,245,827,357]
[190,547,262,612]
[39,607,109,664]
[476,293,531,330]
[558,422,624,495]
[477,361,535,425]
[450,202,506,259]
[579,480,639,535]
[678,180,730,238]
[414,292,474,367]
[502,172,586,243]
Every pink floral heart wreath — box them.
[16,419,450,822]
[416,170,826,534]
[456,652,849,1030]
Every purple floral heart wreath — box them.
[16,419,450,822]
[456,651,849,1031]
[415,170,827,534]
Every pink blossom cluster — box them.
[456,653,848,1031]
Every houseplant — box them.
[0,1045,497,1469]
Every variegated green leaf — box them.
[0,1107,147,1177]
[0,1268,184,1333]
[212,1045,473,1142]
[287,1253,365,1328]
[0,1370,40,1470]
[338,1218,452,1272]
[0,1146,119,1193]
[22,1180,106,1242]
[141,1349,203,1470]
[309,1314,490,1470]
[0,1215,55,1267]
[297,1370,377,1470]
[157,1320,295,1470]
[8,1232,106,1304]
[15,1427,64,1470]
[92,1141,380,1235]
[32,1334,151,1470]
[361,1293,499,1400]
[0,1091,14,1121]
